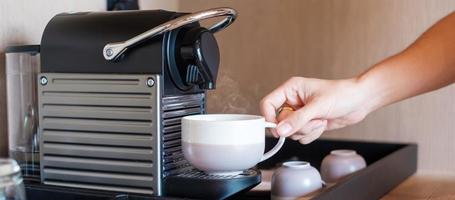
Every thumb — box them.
[275,103,319,137]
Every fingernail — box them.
[277,122,292,136]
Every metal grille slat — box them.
[163,160,191,172]
[163,152,183,160]
[40,75,146,94]
[42,91,150,97]
[162,93,204,104]
[164,155,185,164]
[41,105,154,120]
[162,107,202,119]
[162,117,182,126]
[163,139,181,149]
[41,96,153,107]
[163,146,182,156]
[42,143,153,161]
[163,132,180,141]
[42,130,153,147]
[41,85,149,93]
[163,125,181,133]
[43,156,153,174]
[44,181,154,195]
[51,77,140,85]
[43,168,154,188]
[42,118,153,134]
[163,166,193,177]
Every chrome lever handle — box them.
[103,7,237,61]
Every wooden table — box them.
[382,173,455,200]
[253,171,455,199]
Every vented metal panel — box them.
[38,74,160,195]
[161,94,205,178]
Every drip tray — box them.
[23,169,261,200]
[164,169,261,199]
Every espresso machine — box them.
[35,7,261,199]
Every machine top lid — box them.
[40,10,180,74]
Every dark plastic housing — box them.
[40,10,221,94]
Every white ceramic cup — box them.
[182,114,286,175]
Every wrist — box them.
[352,72,384,114]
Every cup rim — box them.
[182,114,264,122]
[330,149,357,156]
[282,161,310,168]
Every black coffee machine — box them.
[36,8,261,199]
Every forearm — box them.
[358,11,455,112]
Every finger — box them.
[271,128,280,138]
[276,103,320,137]
[278,77,306,107]
[298,121,327,144]
[260,88,288,123]
[290,133,305,141]
[298,119,326,135]
[267,127,280,138]
[274,109,294,137]
[286,119,325,141]
[286,119,324,141]
[326,119,347,131]
[260,77,304,123]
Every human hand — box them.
[260,77,373,144]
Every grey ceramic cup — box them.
[271,161,323,200]
[320,149,366,183]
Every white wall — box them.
[139,0,178,10]
[0,0,106,49]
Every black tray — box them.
[24,139,417,200]
[246,138,417,200]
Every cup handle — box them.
[260,122,286,162]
